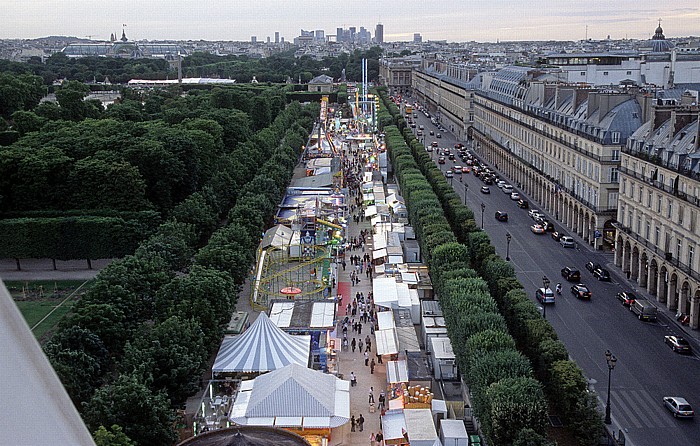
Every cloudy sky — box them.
[4,0,699,42]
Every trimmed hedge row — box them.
[378,87,603,445]
[385,124,549,445]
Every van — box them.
[630,298,658,321]
[536,287,555,304]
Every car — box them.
[480,186,491,194]
[528,209,543,219]
[664,336,692,354]
[429,130,435,135]
[585,261,601,273]
[495,211,508,222]
[539,220,554,232]
[616,291,637,306]
[445,170,454,178]
[561,267,581,281]
[437,133,442,138]
[438,156,446,164]
[560,236,575,248]
[419,125,424,130]
[530,224,545,234]
[497,180,506,189]
[483,177,493,185]
[426,146,433,152]
[517,199,529,209]
[551,231,564,241]
[448,153,455,160]
[571,283,592,299]
[417,130,423,136]
[593,267,611,281]
[410,123,416,128]
[536,287,556,304]
[663,397,694,418]
[432,141,438,147]
[510,192,520,200]
[502,185,513,194]
[453,165,463,173]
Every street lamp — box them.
[480,203,485,229]
[604,350,617,424]
[542,276,550,319]
[506,232,512,261]
[464,183,468,205]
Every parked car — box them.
[663,397,694,418]
[502,185,513,194]
[560,236,575,248]
[551,231,564,241]
[438,156,446,164]
[517,199,529,209]
[495,211,508,222]
[616,291,637,306]
[480,186,491,194]
[664,336,692,354]
[561,267,581,281]
[630,298,658,321]
[539,220,555,232]
[571,283,592,299]
[585,261,602,273]
[528,209,543,219]
[593,267,611,281]
[536,287,556,304]
[497,180,506,189]
[510,192,520,200]
[530,224,545,234]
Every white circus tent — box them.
[212,312,310,374]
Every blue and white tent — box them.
[212,312,311,374]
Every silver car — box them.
[663,397,694,418]
[560,236,575,248]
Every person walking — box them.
[364,351,369,366]
[358,414,365,432]
[370,432,377,446]
[378,391,385,410]
[350,371,357,387]
[351,338,356,352]
[351,415,356,432]
[370,358,375,374]
[375,431,383,445]
[358,339,363,352]
[368,387,375,403]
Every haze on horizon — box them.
[4,0,699,43]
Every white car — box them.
[502,185,513,194]
[528,209,543,219]
[663,396,694,418]
[510,192,520,200]
[497,180,506,189]
[453,165,463,173]
[445,170,454,178]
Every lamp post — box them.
[480,203,485,229]
[542,275,550,319]
[604,350,617,424]
[506,232,512,261]
[464,183,468,205]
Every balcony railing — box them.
[618,165,700,208]
[612,221,700,281]
[622,146,700,181]
[473,129,617,214]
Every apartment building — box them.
[471,66,650,250]
[615,91,700,328]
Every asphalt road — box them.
[403,102,700,446]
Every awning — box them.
[365,205,377,217]
[375,329,399,355]
[386,360,409,384]
[372,248,388,260]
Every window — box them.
[626,71,632,75]
[657,195,662,213]
[621,177,626,193]
[647,191,652,207]
[676,239,682,262]
[603,71,609,75]
[612,132,620,144]
[637,215,642,233]
[645,222,651,240]
[580,71,586,76]
[689,245,695,269]
[612,149,620,161]
[630,183,635,198]
[667,199,672,219]
[679,206,684,225]
[655,227,660,245]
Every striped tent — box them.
[212,312,311,374]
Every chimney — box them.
[652,104,672,131]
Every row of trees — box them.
[43,89,316,445]
[378,88,603,445]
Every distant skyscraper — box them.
[266,36,270,44]
[315,30,325,42]
[413,33,422,43]
[375,23,384,44]
[336,27,344,43]
[251,36,257,43]
[275,32,280,44]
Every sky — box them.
[3,0,699,43]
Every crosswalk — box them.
[609,388,673,429]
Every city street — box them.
[406,102,700,446]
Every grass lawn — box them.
[6,279,93,341]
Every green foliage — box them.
[93,425,136,446]
[512,428,555,446]
[84,373,177,446]
[0,72,46,119]
[484,377,548,445]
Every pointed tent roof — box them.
[230,363,350,428]
[212,313,310,374]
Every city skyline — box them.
[3,0,699,43]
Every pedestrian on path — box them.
[376,352,383,364]
[351,338,356,352]
[370,432,377,446]
[368,387,375,403]
[376,431,383,445]
[358,322,363,335]
[378,391,385,410]
[358,339,363,352]
[351,415,356,432]
[350,371,357,387]
[364,351,369,366]
[358,414,365,432]
[370,358,375,374]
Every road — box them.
[403,101,700,446]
